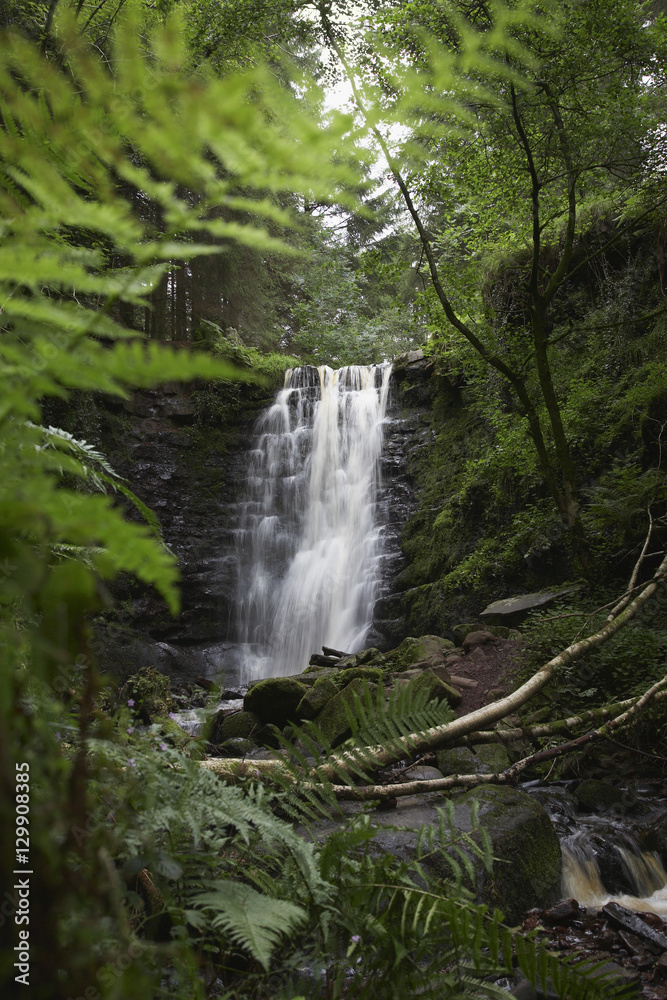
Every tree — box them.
[0,13,364,994]
[318,0,667,559]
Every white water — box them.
[235,363,392,683]
[561,828,667,915]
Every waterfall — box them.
[235,363,392,683]
[561,827,667,914]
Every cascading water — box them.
[527,782,667,915]
[234,363,393,683]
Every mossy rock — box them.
[437,746,485,775]
[255,723,282,749]
[119,665,174,723]
[148,713,191,752]
[475,743,510,772]
[452,623,484,646]
[575,779,626,813]
[339,667,384,686]
[296,677,339,720]
[386,635,455,670]
[437,743,510,775]
[450,785,561,922]
[412,669,461,708]
[209,710,261,746]
[313,678,368,748]
[356,647,382,665]
[244,676,309,727]
[219,737,257,757]
[337,785,561,924]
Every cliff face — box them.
[90,364,437,686]
[91,380,273,686]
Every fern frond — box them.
[190,880,307,971]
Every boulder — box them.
[480,587,580,626]
[313,678,369,747]
[413,669,461,708]
[462,630,496,652]
[339,667,384,686]
[451,785,562,921]
[244,676,309,727]
[295,678,339,720]
[330,786,561,923]
[387,635,455,670]
[436,743,509,776]
[574,779,627,813]
[452,623,484,646]
[209,709,261,746]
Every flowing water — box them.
[561,826,667,915]
[234,363,393,683]
[528,782,667,914]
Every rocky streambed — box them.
[118,624,667,998]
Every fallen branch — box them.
[331,675,667,801]
[315,551,667,782]
[459,689,667,745]
[201,554,667,789]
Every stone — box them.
[406,766,445,781]
[575,779,626,812]
[449,674,478,689]
[543,898,581,923]
[387,635,455,670]
[219,737,257,757]
[452,623,485,646]
[339,667,384,686]
[209,709,261,745]
[356,647,382,665]
[451,785,562,922]
[444,654,465,669]
[243,676,309,727]
[413,669,461,708]
[295,678,339,720]
[318,785,561,923]
[475,743,511,772]
[462,630,496,652]
[436,743,509,776]
[436,746,487,776]
[480,587,580,626]
[313,678,368,747]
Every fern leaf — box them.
[191,880,307,970]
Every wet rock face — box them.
[369,364,442,649]
[94,382,270,685]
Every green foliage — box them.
[517,593,667,711]
[0,12,365,997]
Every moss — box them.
[119,666,174,723]
[339,667,384,686]
[386,635,455,670]
[575,779,626,812]
[449,785,561,922]
[210,710,261,745]
[296,678,339,720]
[244,677,309,727]
[313,678,369,748]
[412,670,460,708]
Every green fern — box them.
[189,881,307,971]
